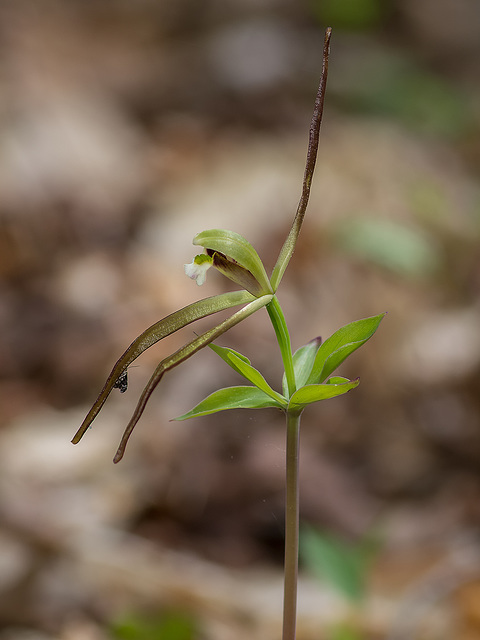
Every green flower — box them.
[72,28,382,465]
[71,29,389,640]
[72,26,331,463]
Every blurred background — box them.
[0,0,479,638]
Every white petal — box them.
[184,260,211,285]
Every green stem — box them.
[266,297,300,639]
[282,409,302,640]
[266,296,296,397]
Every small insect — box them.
[113,369,128,393]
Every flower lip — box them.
[184,254,213,285]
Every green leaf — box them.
[193,229,272,296]
[327,376,350,384]
[208,343,251,376]
[301,526,368,603]
[208,343,287,407]
[307,313,385,384]
[226,352,288,408]
[282,336,322,396]
[288,378,359,412]
[266,296,296,397]
[174,386,284,420]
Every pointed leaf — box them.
[71,290,255,447]
[226,351,287,407]
[288,378,359,412]
[208,343,251,376]
[266,296,296,397]
[327,376,350,384]
[307,313,385,384]
[174,386,283,420]
[193,229,272,295]
[282,336,322,396]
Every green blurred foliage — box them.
[310,0,387,30]
[333,217,441,278]
[408,180,450,226]
[361,68,470,138]
[300,525,379,604]
[328,621,365,640]
[110,610,198,640]
[333,53,473,139]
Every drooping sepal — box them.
[109,293,273,462]
[71,290,259,455]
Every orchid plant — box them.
[72,28,384,640]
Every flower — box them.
[191,230,273,297]
[184,254,213,286]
